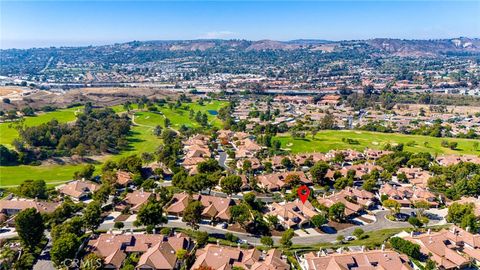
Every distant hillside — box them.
[366,38,480,57]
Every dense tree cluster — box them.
[10,107,131,164]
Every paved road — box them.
[217,146,229,170]
[33,232,55,270]
[99,210,411,246]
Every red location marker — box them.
[297,185,310,204]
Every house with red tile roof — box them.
[436,155,480,166]
[403,227,476,269]
[396,167,432,188]
[317,191,365,218]
[257,172,311,191]
[300,249,413,270]
[166,192,236,222]
[265,200,319,229]
[192,244,290,270]
[87,232,192,270]
[0,198,60,216]
[379,184,438,207]
[57,180,100,201]
[116,171,133,186]
[123,189,155,212]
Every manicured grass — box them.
[0,106,82,147]
[275,130,480,155]
[0,124,162,186]
[290,227,407,252]
[0,101,227,187]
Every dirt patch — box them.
[327,221,354,231]
[0,87,24,97]
[41,155,104,166]
[227,223,248,233]
[114,214,131,222]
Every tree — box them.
[383,199,401,215]
[230,204,251,229]
[413,200,430,217]
[425,259,437,270]
[114,221,124,229]
[311,214,328,228]
[153,125,163,137]
[0,145,18,165]
[182,201,204,229]
[408,217,423,228]
[196,231,209,246]
[447,202,474,225]
[197,159,222,174]
[285,174,301,186]
[83,202,102,231]
[74,164,95,180]
[15,208,44,250]
[260,236,274,248]
[80,253,104,270]
[281,157,293,170]
[352,228,365,239]
[51,233,81,266]
[389,237,421,259]
[362,178,376,192]
[328,202,346,222]
[280,229,294,248]
[137,201,166,227]
[17,179,47,199]
[220,175,243,195]
[460,213,479,232]
[310,162,329,185]
[176,249,188,260]
[265,215,279,230]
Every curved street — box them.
[98,210,415,246]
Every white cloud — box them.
[200,31,236,39]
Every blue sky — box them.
[1,1,479,48]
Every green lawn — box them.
[0,101,227,187]
[275,130,480,156]
[0,106,82,147]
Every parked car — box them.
[394,213,410,221]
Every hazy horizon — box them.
[1,1,479,49]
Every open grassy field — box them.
[0,106,82,147]
[0,100,227,186]
[133,100,226,129]
[275,130,480,155]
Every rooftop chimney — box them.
[216,239,220,246]
[381,244,385,251]
[427,229,431,235]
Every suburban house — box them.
[325,163,383,180]
[87,232,192,270]
[166,192,236,222]
[299,249,413,270]
[403,227,480,269]
[396,167,432,188]
[317,191,365,218]
[436,155,480,166]
[57,180,100,201]
[257,171,311,191]
[0,198,60,216]
[116,171,133,186]
[192,244,290,270]
[122,189,155,213]
[364,149,393,160]
[379,184,438,207]
[265,200,318,229]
